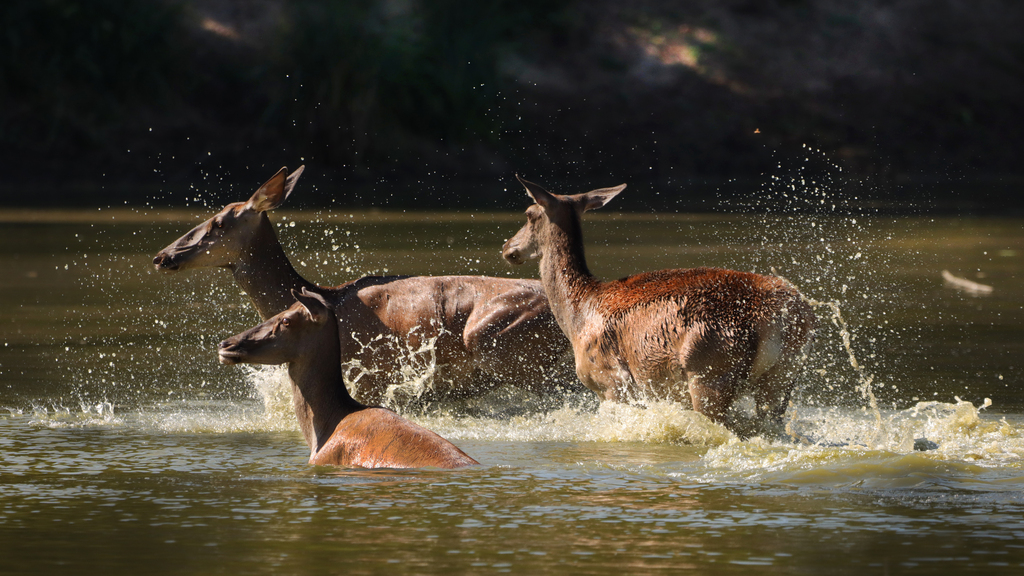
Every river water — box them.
[1,205,1022,574]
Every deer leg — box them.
[465,305,567,395]
[687,370,741,425]
[751,362,798,424]
[751,311,813,424]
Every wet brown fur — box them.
[219,290,478,469]
[502,177,815,435]
[314,407,477,468]
[597,267,794,318]
[153,167,576,405]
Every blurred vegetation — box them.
[1,0,1023,212]
[271,0,561,166]
[0,0,187,153]
[1,0,570,206]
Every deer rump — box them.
[581,267,813,407]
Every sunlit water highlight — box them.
[15,363,1023,488]
[2,205,1023,574]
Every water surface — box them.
[1,207,1022,574]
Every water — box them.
[2,206,1023,574]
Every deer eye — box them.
[280,318,290,327]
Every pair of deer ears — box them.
[246,165,306,213]
[246,167,620,215]
[516,175,626,214]
[291,287,329,324]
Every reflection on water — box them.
[1,209,1023,573]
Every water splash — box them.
[801,296,882,446]
[718,145,943,420]
[240,364,296,425]
[26,401,122,428]
[417,398,733,446]
[341,324,445,407]
[590,401,734,445]
[701,397,1022,485]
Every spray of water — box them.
[800,297,882,444]
[340,324,445,408]
[37,168,1019,475]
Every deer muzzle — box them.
[152,251,180,271]
[502,241,525,265]
[217,339,246,365]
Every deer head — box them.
[218,288,330,366]
[153,166,304,272]
[502,175,625,266]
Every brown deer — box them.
[501,176,815,435]
[219,289,479,469]
[153,167,575,405]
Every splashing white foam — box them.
[702,398,1023,481]
[340,324,445,407]
[415,399,734,446]
[241,364,295,426]
[28,401,123,428]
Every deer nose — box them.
[502,244,522,265]
[217,340,243,365]
[153,252,178,270]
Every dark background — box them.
[2,0,1023,213]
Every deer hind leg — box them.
[748,319,788,423]
[750,308,815,425]
[687,367,743,426]
[750,360,798,424]
[735,348,806,440]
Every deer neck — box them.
[286,319,362,456]
[232,214,317,320]
[538,217,600,337]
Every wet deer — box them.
[153,167,575,405]
[219,289,479,469]
[502,176,815,435]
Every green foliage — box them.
[0,0,187,147]
[0,0,569,170]
[271,0,568,163]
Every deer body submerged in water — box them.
[219,289,478,468]
[153,167,575,405]
[501,177,815,435]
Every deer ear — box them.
[291,288,329,324]
[516,175,558,211]
[283,165,304,200]
[577,184,625,212]
[247,167,294,212]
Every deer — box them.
[152,166,576,406]
[501,176,816,436]
[218,288,479,469]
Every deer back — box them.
[316,407,478,469]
